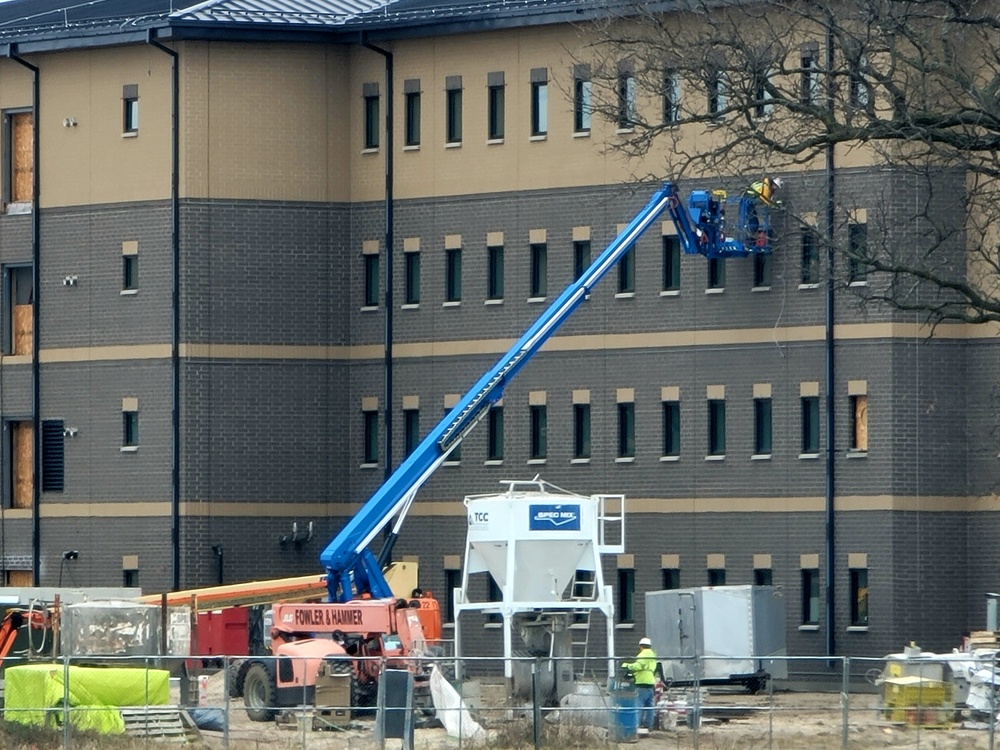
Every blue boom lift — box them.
[319,182,773,603]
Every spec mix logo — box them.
[529,504,581,531]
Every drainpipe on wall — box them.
[6,47,40,585]
[824,15,837,658]
[361,35,395,484]
[147,31,181,591]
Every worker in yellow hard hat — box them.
[623,636,658,733]
[747,176,783,207]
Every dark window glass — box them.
[618,402,635,458]
[708,257,725,289]
[573,403,591,459]
[708,568,726,586]
[446,248,462,302]
[848,223,868,283]
[363,411,378,464]
[662,568,680,590]
[123,411,139,447]
[802,568,820,625]
[488,85,505,140]
[618,245,635,294]
[488,245,504,300]
[403,408,419,456]
[801,53,818,105]
[574,78,592,132]
[446,89,463,143]
[801,229,819,284]
[663,69,680,123]
[663,236,680,291]
[364,95,379,149]
[404,253,420,305]
[530,404,547,459]
[753,252,771,288]
[123,255,138,291]
[573,240,591,281]
[487,574,502,623]
[708,399,726,455]
[363,254,379,307]
[618,73,636,128]
[754,568,773,586]
[662,401,680,457]
[530,243,547,298]
[487,406,504,461]
[802,396,820,453]
[405,92,421,146]
[617,568,635,623]
[754,397,772,455]
[123,98,139,133]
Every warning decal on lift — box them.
[528,504,581,531]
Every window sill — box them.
[705,288,725,295]
[798,624,820,632]
[846,625,869,633]
[616,128,635,135]
[570,458,591,464]
[120,446,139,453]
[442,301,461,308]
[527,459,547,465]
[845,450,868,459]
[614,622,636,630]
[401,303,419,310]
[445,141,462,149]
[360,305,378,312]
[751,286,771,293]
[484,299,504,306]
[660,455,680,462]
[529,134,547,142]
[484,460,503,466]
[120,289,139,296]
[751,454,772,460]
[403,144,420,152]
[615,456,635,464]
[360,462,379,469]
[486,138,504,146]
[614,292,635,299]
[799,453,820,460]
[6,202,31,215]
[848,280,869,287]
[573,130,591,138]
[660,289,680,297]
[361,147,378,155]
[798,283,820,290]
[484,622,502,629]
[2,354,31,365]
[122,131,139,139]
[443,460,461,466]
[527,297,546,304]
[705,455,725,461]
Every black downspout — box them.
[361,35,394,484]
[824,16,837,658]
[148,32,181,591]
[7,49,40,585]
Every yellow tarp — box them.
[4,663,170,734]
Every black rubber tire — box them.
[243,662,277,722]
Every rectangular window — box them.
[487,406,504,461]
[850,568,869,626]
[123,254,138,292]
[753,67,772,118]
[573,240,590,281]
[446,76,463,144]
[363,84,380,149]
[6,110,33,205]
[848,222,868,284]
[708,257,725,289]
[363,410,378,464]
[618,245,635,294]
[123,84,139,134]
[662,236,680,292]
[707,70,726,116]
[445,569,461,623]
[404,81,421,146]
[754,568,773,586]
[753,252,772,289]
[708,399,726,456]
[443,406,461,463]
[4,421,32,509]
[574,73,592,133]
[618,402,635,458]
[403,408,419,457]
[123,568,139,587]
[801,396,820,454]
[445,248,462,302]
[363,254,379,307]
[404,252,420,305]
[617,69,636,129]
[801,48,818,105]
[617,568,635,623]
[573,403,591,459]
[754,397,772,456]
[662,568,680,590]
[530,404,547,460]
[802,568,820,625]
[851,395,868,452]
[662,400,680,457]
[123,410,139,448]
[487,574,502,623]
[849,56,870,108]
[41,419,64,493]
[488,72,505,140]
[801,229,819,284]
[3,265,32,355]
[530,242,547,298]
[530,68,548,136]
[663,69,680,124]
[708,568,726,586]
[487,245,504,300]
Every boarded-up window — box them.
[6,569,31,586]
[5,266,33,355]
[11,112,32,203]
[12,421,33,509]
[851,395,868,452]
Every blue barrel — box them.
[608,689,639,743]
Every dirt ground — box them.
[185,672,998,750]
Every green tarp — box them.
[4,663,170,734]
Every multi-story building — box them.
[0,0,992,660]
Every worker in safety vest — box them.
[623,636,658,732]
[747,176,783,206]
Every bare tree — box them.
[575,0,1000,325]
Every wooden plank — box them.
[13,304,32,356]
[11,112,32,203]
[13,422,32,510]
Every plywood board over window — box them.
[6,569,31,586]
[11,112,32,203]
[852,395,868,451]
[13,303,32,355]
[13,421,33,509]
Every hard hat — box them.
[639,637,652,647]
[771,177,783,189]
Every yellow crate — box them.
[882,676,954,726]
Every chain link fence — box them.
[1,652,999,749]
